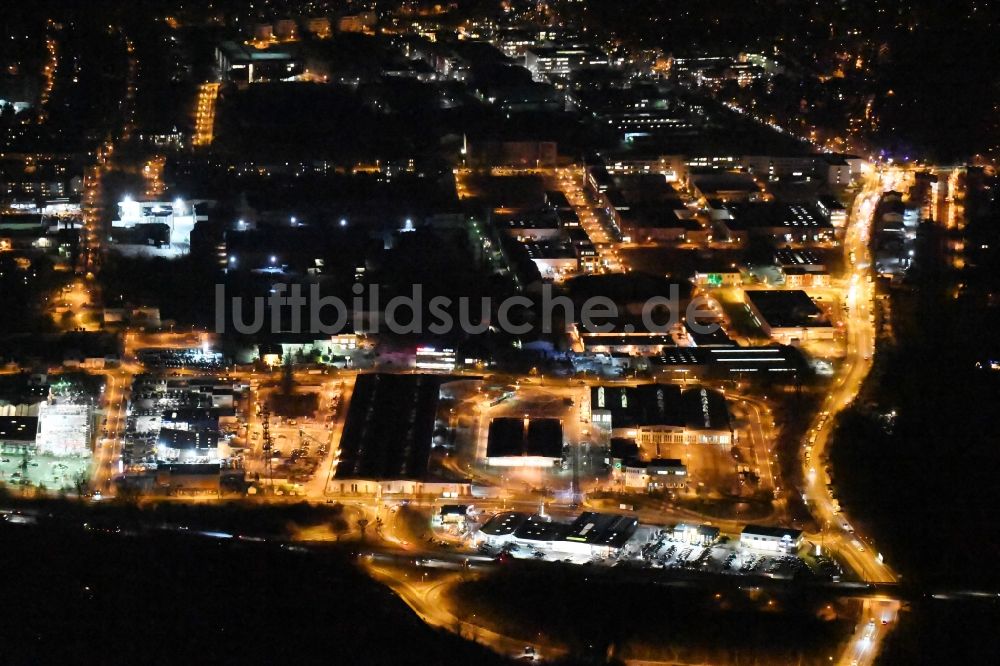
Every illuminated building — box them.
[36,402,92,457]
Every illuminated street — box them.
[2,3,999,664]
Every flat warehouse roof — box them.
[486,417,563,459]
[744,289,832,329]
[336,373,465,481]
[725,202,833,230]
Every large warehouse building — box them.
[743,289,835,344]
[485,417,563,467]
[332,373,473,497]
[590,384,733,450]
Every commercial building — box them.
[740,524,803,553]
[774,250,831,288]
[36,402,91,457]
[562,512,639,557]
[816,196,848,228]
[215,41,301,84]
[623,457,688,491]
[154,464,221,496]
[743,290,834,343]
[590,384,732,448]
[672,523,721,546]
[478,511,528,548]
[524,46,609,81]
[414,347,457,372]
[433,504,475,528]
[477,511,639,558]
[652,345,806,378]
[485,417,563,467]
[693,267,744,287]
[608,437,640,471]
[155,428,222,464]
[522,240,579,277]
[691,172,763,203]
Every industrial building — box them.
[591,384,733,449]
[713,202,836,245]
[623,457,688,491]
[332,373,472,497]
[521,240,580,277]
[524,46,609,80]
[743,290,835,343]
[485,417,563,467]
[652,345,806,378]
[215,40,302,84]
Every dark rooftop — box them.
[745,289,832,329]
[513,515,571,542]
[335,373,465,481]
[486,417,563,459]
[592,384,731,431]
[592,383,683,428]
[681,387,731,431]
[479,511,528,537]
[0,416,38,442]
[725,203,833,231]
[565,512,638,548]
[156,428,220,451]
[609,437,639,460]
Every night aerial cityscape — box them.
[1,1,999,664]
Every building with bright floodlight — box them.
[110,197,210,257]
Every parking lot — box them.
[0,452,91,491]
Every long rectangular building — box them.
[743,289,835,343]
[477,511,638,557]
[333,373,472,496]
[590,384,732,448]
